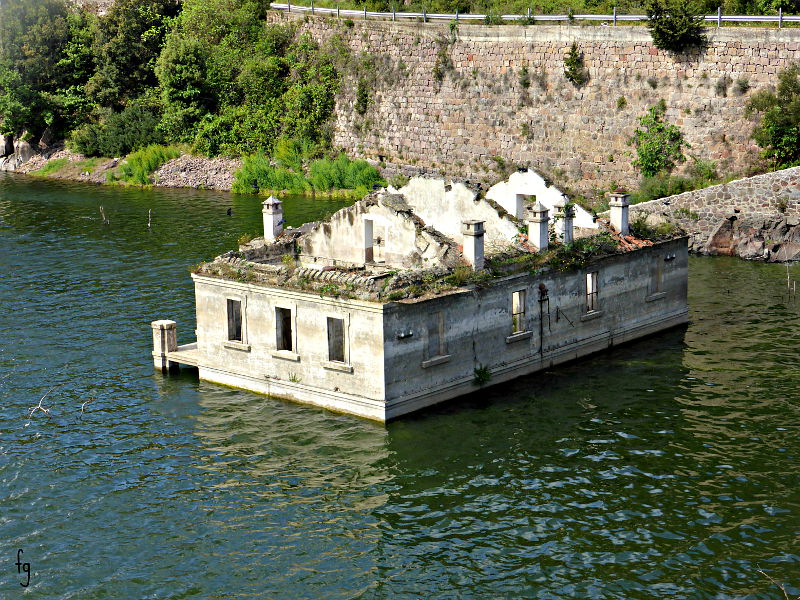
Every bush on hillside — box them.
[645,0,707,53]
[69,103,164,157]
[746,63,800,168]
[629,100,688,177]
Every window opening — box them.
[227,299,242,341]
[427,311,446,358]
[586,272,599,312]
[276,307,293,351]
[364,219,374,263]
[327,317,345,363]
[653,259,664,294]
[512,290,526,333]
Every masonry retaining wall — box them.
[629,166,800,259]
[274,12,800,198]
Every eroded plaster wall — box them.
[381,237,689,417]
[193,276,388,417]
[396,177,520,251]
[298,200,450,268]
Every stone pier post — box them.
[462,220,485,270]
[151,320,178,372]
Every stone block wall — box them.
[273,12,800,198]
[628,166,800,259]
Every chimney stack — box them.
[262,196,284,242]
[515,193,533,220]
[526,201,550,252]
[462,220,485,270]
[609,188,630,236]
[553,197,574,244]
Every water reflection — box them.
[1,176,797,599]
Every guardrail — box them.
[270,2,800,27]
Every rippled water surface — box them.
[1,175,798,599]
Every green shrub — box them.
[645,0,707,53]
[564,42,587,87]
[70,103,164,157]
[629,100,687,177]
[118,145,181,185]
[473,364,492,386]
[746,64,800,168]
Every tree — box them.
[645,0,707,53]
[156,34,214,140]
[629,100,688,177]
[746,64,800,168]
[563,42,587,87]
[87,0,181,108]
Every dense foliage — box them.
[0,0,344,169]
[746,64,800,168]
[629,100,688,177]
[644,0,707,52]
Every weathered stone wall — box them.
[629,166,800,260]
[274,12,800,198]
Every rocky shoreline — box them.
[2,143,241,192]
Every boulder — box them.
[14,137,34,165]
[38,127,54,150]
[1,134,13,157]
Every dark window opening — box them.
[427,311,446,358]
[227,299,242,341]
[327,317,345,363]
[276,307,293,351]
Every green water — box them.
[0,174,797,599]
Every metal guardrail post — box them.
[779,6,783,27]
[717,6,721,27]
[288,0,291,12]
[337,3,340,18]
[311,0,314,14]
[613,6,617,25]
[423,8,427,22]
[456,9,459,21]
[364,5,367,19]
[527,7,531,20]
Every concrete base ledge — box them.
[197,365,387,421]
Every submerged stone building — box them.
[152,177,688,421]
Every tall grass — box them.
[232,153,309,194]
[308,154,382,192]
[233,152,383,196]
[118,145,181,185]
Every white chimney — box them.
[515,193,534,220]
[262,196,284,241]
[609,188,630,236]
[462,220,485,270]
[526,201,550,252]
[553,197,574,244]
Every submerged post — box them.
[526,200,549,252]
[609,188,630,236]
[262,196,284,242]
[462,220,485,270]
[151,320,178,373]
